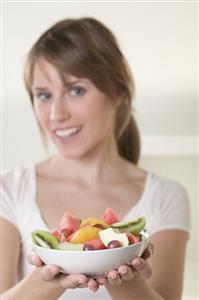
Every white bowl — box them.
[33,231,149,277]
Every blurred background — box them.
[1,2,198,299]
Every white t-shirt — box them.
[0,164,190,300]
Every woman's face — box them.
[31,59,119,159]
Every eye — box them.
[35,91,52,102]
[69,86,85,97]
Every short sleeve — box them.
[0,169,19,226]
[150,180,191,236]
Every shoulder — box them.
[146,174,191,235]
[0,165,35,227]
[1,164,35,193]
[146,173,190,215]
[138,172,190,217]
[148,173,189,203]
[1,164,34,180]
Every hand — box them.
[107,242,153,285]
[27,251,107,293]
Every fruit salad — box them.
[32,207,146,251]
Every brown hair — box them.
[24,17,140,163]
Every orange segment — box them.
[70,226,102,244]
[80,218,109,229]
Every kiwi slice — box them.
[32,235,51,248]
[111,217,146,235]
[32,230,59,249]
[57,242,84,251]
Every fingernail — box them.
[50,266,58,275]
[149,244,154,255]
[79,278,87,284]
[149,248,153,256]
[133,258,141,266]
[91,286,98,293]
[32,255,36,264]
[121,268,128,274]
[111,273,117,279]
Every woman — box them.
[0,17,190,299]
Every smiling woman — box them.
[1,17,190,300]
[31,59,119,159]
[24,18,140,163]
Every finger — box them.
[87,278,99,293]
[95,276,107,285]
[118,265,135,281]
[27,252,34,265]
[39,265,60,281]
[77,283,88,288]
[57,274,88,289]
[27,252,43,267]
[142,242,154,259]
[132,257,152,279]
[107,270,122,285]
[142,247,151,259]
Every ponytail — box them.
[117,116,140,164]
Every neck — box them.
[49,136,126,186]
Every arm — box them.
[0,217,65,299]
[1,217,105,299]
[147,229,188,299]
[1,269,66,300]
[105,229,188,300]
[0,217,20,292]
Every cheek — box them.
[81,101,115,133]
[33,104,49,128]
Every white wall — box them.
[1,2,198,299]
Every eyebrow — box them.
[32,80,87,91]
[32,87,49,91]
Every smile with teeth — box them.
[55,126,82,138]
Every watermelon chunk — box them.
[126,232,140,244]
[102,207,120,225]
[84,238,106,250]
[59,229,72,243]
[66,230,77,242]
[60,235,67,243]
[51,229,59,239]
[58,213,81,235]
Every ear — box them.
[114,94,124,108]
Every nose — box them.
[50,99,70,122]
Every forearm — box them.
[105,274,164,300]
[1,268,65,300]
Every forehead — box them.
[32,59,85,89]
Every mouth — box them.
[53,125,83,142]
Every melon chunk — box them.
[99,228,129,247]
[81,218,109,229]
[58,213,81,235]
[69,226,102,244]
[102,207,120,225]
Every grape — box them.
[93,224,104,229]
[83,244,95,251]
[107,240,122,249]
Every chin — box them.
[54,137,105,160]
[58,147,89,160]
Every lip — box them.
[52,125,83,133]
[53,125,83,144]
